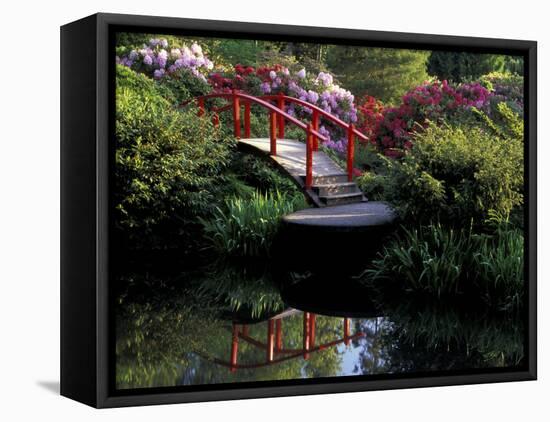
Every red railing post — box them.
[232,89,241,139]
[306,123,313,189]
[267,319,275,363]
[230,323,239,372]
[277,93,285,139]
[344,317,351,346]
[309,313,316,348]
[269,111,277,156]
[275,319,282,352]
[312,109,319,151]
[244,101,251,138]
[347,123,355,182]
[303,312,310,360]
[197,97,205,117]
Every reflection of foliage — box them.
[196,264,285,319]
[366,303,524,374]
[353,304,524,377]
[363,224,524,310]
[116,265,347,388]
[115,271,224,389]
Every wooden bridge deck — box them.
[238,138,364,207]
[239,138,346,179]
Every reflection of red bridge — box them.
[208,310,364,372]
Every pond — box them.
[114,260,525,391]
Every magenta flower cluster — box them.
[116,39,214,81]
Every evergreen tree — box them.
[427,51,506,82]
[326,46,430,104]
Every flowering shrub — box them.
[117,38,214,82]
[358,80,491,156]
[481,72,524,117]
[207,64,358,155]
[356,95,385,141]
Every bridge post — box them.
[275,319,282,352]
[244,101,251,138]
[197,97,205,117]
[232,89,241,139]
[303,312,311,360]
[312,109,319,151]
[230,323,239,372]
[344,317,351,346]
[269,111,277,155]
[306,124,313,189]
[309,313,316,348]
[277,93,285,139]
[347,123,355,182]
[266,319,275,362]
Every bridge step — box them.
[318,191,365,206]
[300,174,348,185]
[312,182,359,196]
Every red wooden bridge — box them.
[181,90,369,207]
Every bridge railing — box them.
[180,90,367,187]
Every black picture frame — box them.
[60,12,537,408]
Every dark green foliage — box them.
[427,51,505,83]
[115,65,234,248]
[157,68,212,105]
[373,115,523,228]
[326,47,430,104]
[363,225,524,310]
[203,38,268,67]
[230,153,301,197]
[502,55,524,75]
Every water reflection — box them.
[199,312,361,373]
[114,263,525,390]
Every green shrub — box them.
[379,118,523,228]
[115,65,234,247]
[363,224,524,310]
[158,67,212,105]
[356,171,386,201]
[200,190,306,257]
[473,228,524,310]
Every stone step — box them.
[318,191,365,206]
[312,182,359,196]
[300,173,349,185]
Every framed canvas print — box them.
[60,13,537,408]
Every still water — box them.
[114,262,525,390]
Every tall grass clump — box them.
[200,190,306,257]
[364,224,524,310]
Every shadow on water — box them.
[113,259,525,390]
